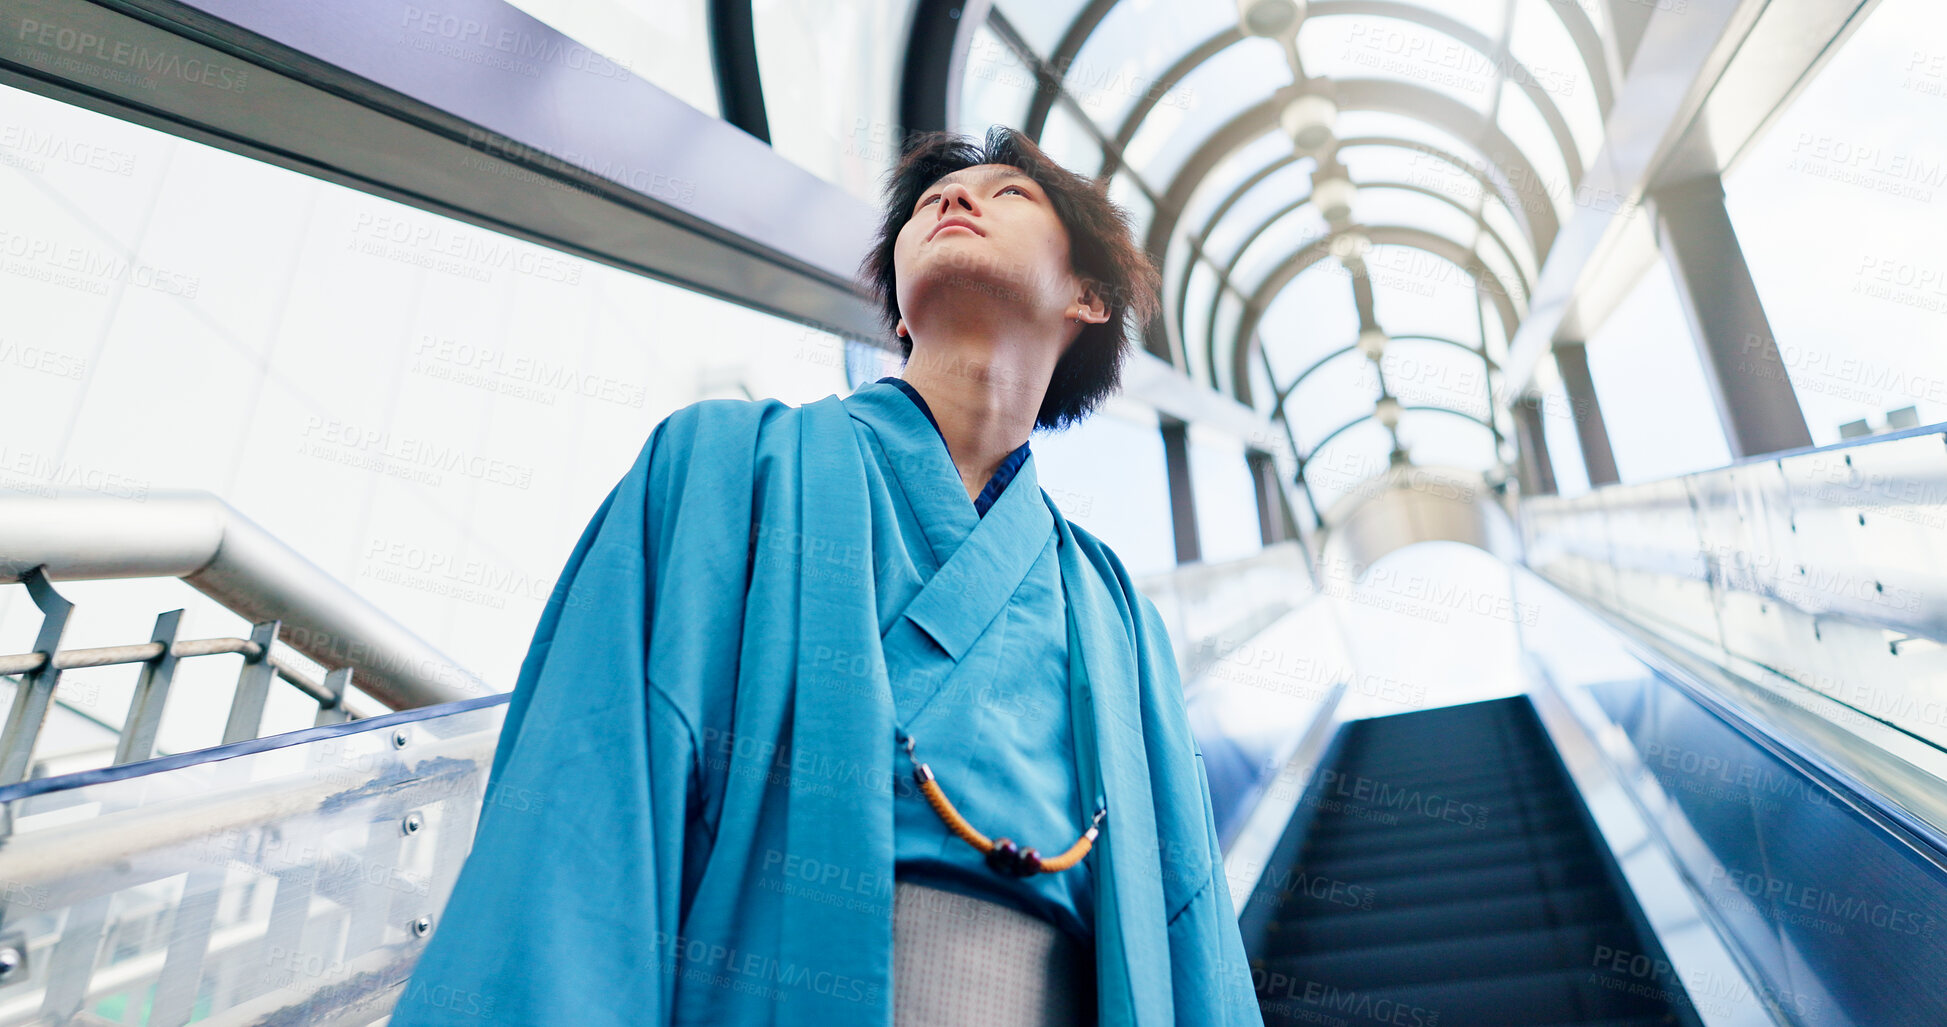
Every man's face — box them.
[891,163,1084,339]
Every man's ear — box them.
[1070,285,1110,326]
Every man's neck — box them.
[899,338,1051,503]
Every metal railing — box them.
[0,696,508,1026]
[0,490,491,784]
[1136,540,1316,690]
[1,489,490,709]
[1522,423,1947,845]
[0,567,366,782]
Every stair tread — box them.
[1259,966,1671,1027]
[1304,805,1584,846]
[1269,856,1609,917]
[1259,919,1643,990]
[1302,831,1599,880]
[1304,816,1594,859]
[1265,887,1625,954]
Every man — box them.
[389,125,1260,1027]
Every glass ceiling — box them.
[726,0,1615,529]
[953,0,1614,528]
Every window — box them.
[1583,256,1732,481]
[1722,0,1947,444]
[754,0,913,204]
[503,0,718,117]
[0,81,850,749]
[1189,425,1265,562]
[1032,406,1177,575]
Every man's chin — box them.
[913,267,1038,308]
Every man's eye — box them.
[1002,185,1028,197]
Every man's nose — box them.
[939,182,978,212]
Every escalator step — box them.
[1270,856,1606,917]
[1303,830,1596,880]
[1292,802,1580,845]
[1305,811,1591,859]
[1312,770,1574,798]
[1347,744,1551,766]
[1300,787,1588,826]
[1266,886,1622,953]
[1257,967,1671,1027]
[1256,920,1643,992]
[1307,761,1563,788]
[1326,766,1566,794]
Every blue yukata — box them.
[388,378,1261,1027]
[861,376,1093,944]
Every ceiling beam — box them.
[1501,0,1873,395]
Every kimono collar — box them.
[871,376,1031,518]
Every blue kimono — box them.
[857,377,1096,944]
[388,379,1260,1026]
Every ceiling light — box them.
[1375,396,1402,429]
[1279,92,1337,154]
[1312,173,1355,225]
[1357,327,1388,361]
[1328,230,1370,261]
[1236,0,1304,38]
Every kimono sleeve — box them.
[1138,594,1265,1026]
[388,416,701,1027]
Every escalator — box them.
[1249,698,1694,1027]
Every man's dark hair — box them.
[856,125,1162,431]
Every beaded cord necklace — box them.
[889,540,1109,880]
[897,727,1107,877]
[885,378,1109,879]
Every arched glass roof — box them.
[947,0,1614,527]
[721,0,1615,529]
